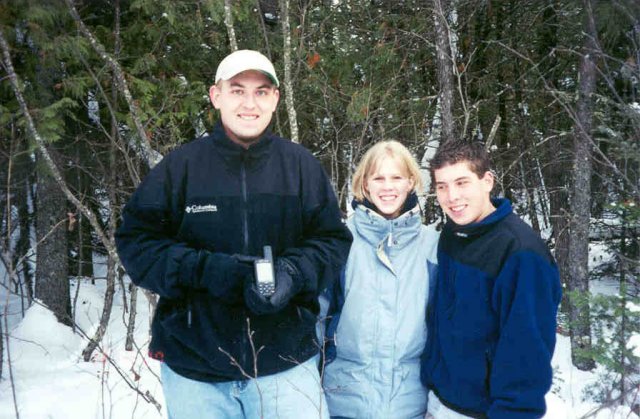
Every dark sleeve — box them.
[115,156,245,300]
[280,153,352,297]
[322,267,347,364]
[488,251,562,419]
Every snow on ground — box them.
[549,332,639,419]
[0,278,164,419]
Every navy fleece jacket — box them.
[116,123,351,382]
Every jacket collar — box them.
[351,191,419,216]
[445,197,512,238]
[351,194,423,249]
[210,121,274,163]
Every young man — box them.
[116,50,352,419]
[421,139,562,418]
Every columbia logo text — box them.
[185,204,218,214]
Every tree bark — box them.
[255,0,282,134]
[567,0,597,371]
[224,0,238,51]
[125,282,138,351]
[68,149,94,280]
[0,311,3,380]
[618,217,627,396]
[280,0,299,143]
[12,124,34,305]
[433,0,457,143]
[82,254,115,361]
[514,66,541,234]
[35,161,71,326]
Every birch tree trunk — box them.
[433,0,457,143]
[224,0,238,51]
[567,0,597,371]
[280,0,299,143]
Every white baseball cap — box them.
[215,50,279,87]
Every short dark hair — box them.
[429,139,491,186]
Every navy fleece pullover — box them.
[422,198,562,418]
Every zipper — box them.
[240,154,249,370]
[187,299,192,328]
[240,157,249,254]
[484,349,492,393]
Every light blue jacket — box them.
[323,203,439,419]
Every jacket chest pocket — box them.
[178,196,243,251]
[248,194,303,249]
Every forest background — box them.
[0,0,639,417]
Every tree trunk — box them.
[567,0,597,371]
[82,253,116,361]
[125,282,137,351]
[0,310,3,380]
[35,161,71,326]
[255,0,282,134]
[280,0,299,143]
[12,123,34,305]
[68,152,94,280]
[618,217,627,397]
[16,192,33,305]
[514,67,541,234]
[224,0,238,51]
[433,0,457,143]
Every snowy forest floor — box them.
[0,243,639,418]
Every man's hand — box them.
[199,253,258,299]
[230,254,262,265]
[244,258,301,315]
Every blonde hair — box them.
[352,140,423,201]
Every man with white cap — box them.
[116,50,351,418]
